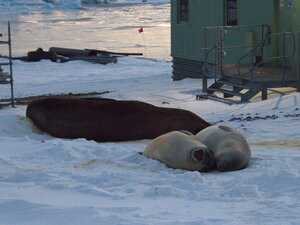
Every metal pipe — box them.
[281,33,286,84]
[8,22,14,107]
[261,25,264,60]
[202,24,271,31]
[203,28,208,92]
[220,28,224,79]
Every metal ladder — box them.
[0,22,14,107]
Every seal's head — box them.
[196,124,251,172]
[214,147,248,171]
[143,130,215,172]
[179,130,215,172]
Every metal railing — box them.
[201,24,271,91]
[237,32,296,84]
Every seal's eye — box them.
[192,149,203,161]
[179,130,193,136]
[218,125,233,132]
[203,149,213,160]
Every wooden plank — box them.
[196,94,236,105]
[85,49,143,56]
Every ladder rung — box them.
[0,74,11,78]
[0,23,14,107]
[0,80,10,84]
[0,62,10,66]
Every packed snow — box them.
[1,55,300,225]
[1,1,300,225]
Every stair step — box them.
[225,76,247,85]
[216,80,249,89]
[208,87,244,97]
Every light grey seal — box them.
[143,131,214,172]
[196,125,251,171]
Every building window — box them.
[179,0,189,22]
[227,0,237,26]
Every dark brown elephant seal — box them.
[196,125,251,172]
[143,131,214,172]
[26,97,210,142]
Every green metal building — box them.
[171,0,300,102]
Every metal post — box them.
[281,33,286,85]
[220,28,224,79]
[261,25,264,60]
[203,28,208,93]
[214,39,217,82]
[250,52,254,82]
[297,32,300,92]
[8,22,14,107]
[202,77,207,93]
[261,87,268,100]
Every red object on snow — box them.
[138,27,144,33]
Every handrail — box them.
[201,24,271,87]
[237,32,296,83]
[204,31,225,65]
[201,24,271,51]
[270,32,296,58]
[202,24,271,31]
[237,33,271,75]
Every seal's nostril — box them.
[193,149,203,161]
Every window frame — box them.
[226,0,237,26]
[178,0,189,23]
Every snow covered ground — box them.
[1,0,300,224]
[0,57,300,225]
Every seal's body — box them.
[26,97,210,142]
[196,125,251,171]
[143,131,215,172]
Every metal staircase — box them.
[204,73,273,102]
[197,24,296,103]
[0,22,14,107]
